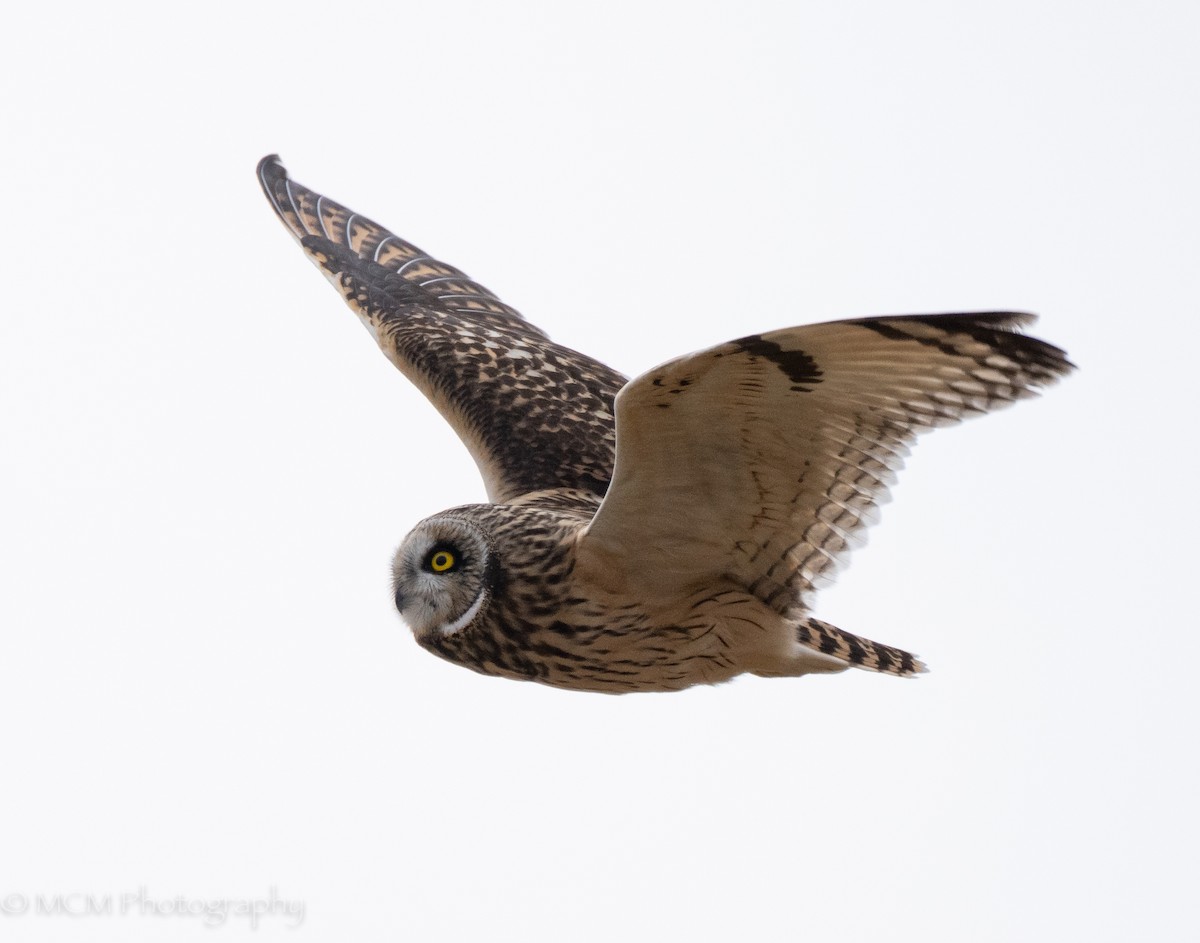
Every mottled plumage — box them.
[258,155,1073,694]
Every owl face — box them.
[391,517,493,641]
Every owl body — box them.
[397,492,902,693]
[258,155,1072,694]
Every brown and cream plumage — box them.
[258,155,1072,694]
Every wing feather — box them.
[258,155,627,503]
[580,313,1073,611]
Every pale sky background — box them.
[2,2,1197,941]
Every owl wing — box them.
[258,155,627,504]
[579,313,1073,611]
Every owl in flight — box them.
[258,155,1071,694]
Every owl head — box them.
[391,515,496,641]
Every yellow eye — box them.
[428,549,456,573]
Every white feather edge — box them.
[438,589,488,637]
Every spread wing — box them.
[580,313,1073,611]
[257,155,627,504]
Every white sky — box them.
[2,1,1197,940]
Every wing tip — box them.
[976,311,1078,376]
[257,153,309,241]
[256,153,286,194]
[861,310,1077,383]
[986,311,1077,380]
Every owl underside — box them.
[418,493,922,694]
[423,586,920,694]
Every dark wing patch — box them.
[258,155,627,503]
[732,334,824,392]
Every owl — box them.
[258,155,1072,694]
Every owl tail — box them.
[795,617,927,677]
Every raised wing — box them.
[257,155,627,503]
[579,313,1072,611]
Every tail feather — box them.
[796,617,927,677]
